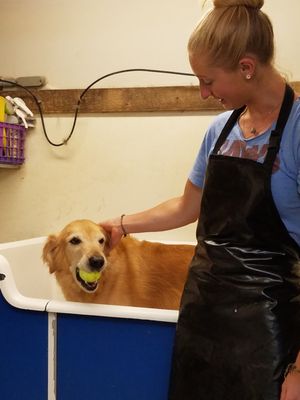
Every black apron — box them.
[169,84,300,400]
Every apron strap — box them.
[212,105,246,155]
[212,84,295,172]
[263,84,295,171]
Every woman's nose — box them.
[199,84,212,100]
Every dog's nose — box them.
[88,256,105,271]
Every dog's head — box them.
[42,219,110,293]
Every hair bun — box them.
[213,0,264,9]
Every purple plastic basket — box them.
[0,122,26,166]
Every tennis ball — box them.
[79,269,101,283]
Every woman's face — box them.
[189,53,248,110]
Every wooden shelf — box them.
[2,81,300,115]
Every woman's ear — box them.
[239,56,256,80]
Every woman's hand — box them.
[99,217,124,250]
[280,370,300,400]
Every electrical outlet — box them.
[16,76,46,88]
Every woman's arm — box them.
[100,179,202,248]
[280,353,300,400]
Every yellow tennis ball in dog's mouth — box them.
[78,269,101,283]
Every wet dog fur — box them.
[42,219,195,309]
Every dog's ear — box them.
[98,225,111,256]
[42,234,59,274]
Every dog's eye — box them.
[69,237,82,245]
[98,238,105,245]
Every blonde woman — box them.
[101,1,300,398]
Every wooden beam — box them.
[1,86,216,114]
[2,81,300,114]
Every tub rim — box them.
[0,236,196,323]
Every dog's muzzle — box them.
[75,256,105,292]
[88,256,105,271]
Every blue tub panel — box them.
[0,292,48,400]
[57,313,176,400]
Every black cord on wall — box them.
[0,68,196,147]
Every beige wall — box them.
[0,0,299,242]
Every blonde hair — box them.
[188,0,274,70]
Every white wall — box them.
[0,0,299,242]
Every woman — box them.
[100,1,300,398]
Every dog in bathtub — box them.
[42,219,195,309]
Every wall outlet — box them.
[16,76,47,88]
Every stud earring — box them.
[246,74,252,80]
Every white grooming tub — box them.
[0,236,194,400]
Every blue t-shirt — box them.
[189,99,300,246]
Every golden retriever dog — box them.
[42,219,195,310]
